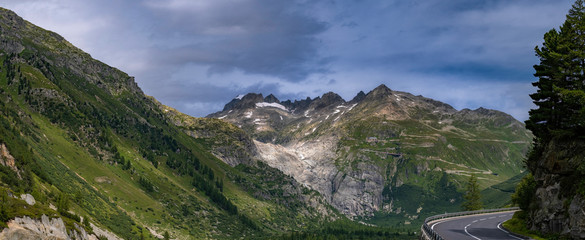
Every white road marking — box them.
[497,222,523,240]
[431,221,440,230]
[464,223,482,240]
[432,211,519,240]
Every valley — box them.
[0,5,533,240]
[208,85,532,227]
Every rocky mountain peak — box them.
[365,84,393,101]
[222,93,264,111]
[309,92,346,111]
[264,94,280,103]
[372,84,392,93]
[281,97,314,112]
[350,91,366,103]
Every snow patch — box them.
[347,103,358,112]
[280,115,283,120]
[218,115,227,119]
[236,94,245,100]
[256,102,288,111]
[253,118,267,125]
[334,112,345,122]
[244,111,253,118]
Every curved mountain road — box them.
[430,211,523,240]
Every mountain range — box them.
[0,7,532,239]
[208,84,532,225]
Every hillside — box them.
[0,7,351,239]
[209,84,533,227]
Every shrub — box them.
[512,173,536,210]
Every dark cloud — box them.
[2,0,577,120]
[144,0,331,81]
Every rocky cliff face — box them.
[0,215,121,240]
[209,84,532,221]
[528,138,585,239]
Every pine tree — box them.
[527,0,585,138]
[527,28,563,138]
[462,175,482,211]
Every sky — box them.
[1,0,576,121]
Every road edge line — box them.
[498,220,532,240]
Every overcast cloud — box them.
[1,0,575,120]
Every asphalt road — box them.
[430,211,523,240]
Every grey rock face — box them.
[0,215,122,240]
[19,194,35,206]
[529,139,585,239]
[223,93,264,111]
[255,136,384,217]
[0,215,76,240]
[264,94,280,103]
[331,162,384,217]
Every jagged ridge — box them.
[210,84,533,226]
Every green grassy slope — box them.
[335,113,531,228]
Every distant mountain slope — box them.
[0,7,341,239]
[209,84,533,226]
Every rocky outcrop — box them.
[20,194,35,206]
[254,136,384,217]
[0,215,122,240]
[350,91,366,103]
[223,93,264,111]
[528,138,585,239]
[264,94,280,103]
[90,223,123,240]
[0,143,20,178]
[280,97,314,113]
[310,92,345,111]
[330,162,384,217]
[0,215,70,240]
[157,102,258,166]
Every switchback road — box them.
[430,211,523,240]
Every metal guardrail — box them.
[420,207,520,240]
